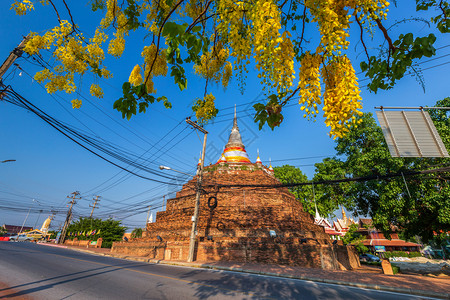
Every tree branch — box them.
[439,0,448,22]
[374,17,396,52]
[282,85,301,106]
[299,6,307,51]
[278,0,289,10]
[355,15,370,66]
[186,0,213,33]
[62,0,78,36]
[144,0,185,87]
[48,0,61,24]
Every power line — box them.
[2,86,184,185]
[204,165,450,189]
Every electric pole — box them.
[89,195,101,218]
[0,36,29,82]
[185,117,208,262]
[58,191,80,244]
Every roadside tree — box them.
[318,99,450,242]
[66,217,127,248]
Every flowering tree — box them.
[9,0,449,138]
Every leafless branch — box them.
[278,0,289,9]
[298,6,307,51]
[282,85,301,105]
[48,0,61,24]
[355,15,370,66]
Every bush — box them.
[392,265,400,275]
[102,241,113,248]
[131,228,143,238]
[408,251,422,258]
[383,251,422,259]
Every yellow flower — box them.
[129,64,143,86]
[90,84,104,98]
[71,99,82,109]
[10,0,34,16]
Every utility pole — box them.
[146,205,151,225]
[58,191,80,244]
[185,117,208,262]
[0,36,29,82]
[89,195,100,218]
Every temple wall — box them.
[112,238,360,270]
[112,166,359,270]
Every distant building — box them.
[2,224,33,235]
[314,207,357,240]
[315,213,421,252]
[357,218,421,253]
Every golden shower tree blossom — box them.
[10,0,447,138]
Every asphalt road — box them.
[0,242,436,299]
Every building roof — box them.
[362,239,420,247]
[359,218,373,228]
[3,224,34,234]
[325,227,345,236]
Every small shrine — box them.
[112,109,360,270]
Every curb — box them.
[45,245,450,299]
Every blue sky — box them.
[0,2,449,232]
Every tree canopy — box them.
[341,223,368,253]
[316,98,450,242]
[274,98,450,242]
[66,217,127,247]
[8,0,450,138]
[274,163,354,218]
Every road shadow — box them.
[0,261,148,299]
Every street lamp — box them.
[1,159,16,163]
[159,165,192,177]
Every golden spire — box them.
[218,104,251,163]
[341,206,347,222]
[256,149,262,164]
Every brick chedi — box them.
[112,109,360,270]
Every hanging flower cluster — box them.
[129,64,143,86]
[24,20,109,107]
[71,99,82,109]
[90,84,104,98]
[192,94,219,124]
[322,56,363,138]
[298,52,322,119]
[9,0,395,138]
[194,40,232,88]
[141,44,168,94]
[10,0,34,16]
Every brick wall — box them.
[112,164,360,270]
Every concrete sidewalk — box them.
[40,243,450,299]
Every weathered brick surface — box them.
[112,164,360,269]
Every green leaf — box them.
[138,102,148,113]
[360,61,368,72]
[122,82,131,94]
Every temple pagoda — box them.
[112,110,360,270]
